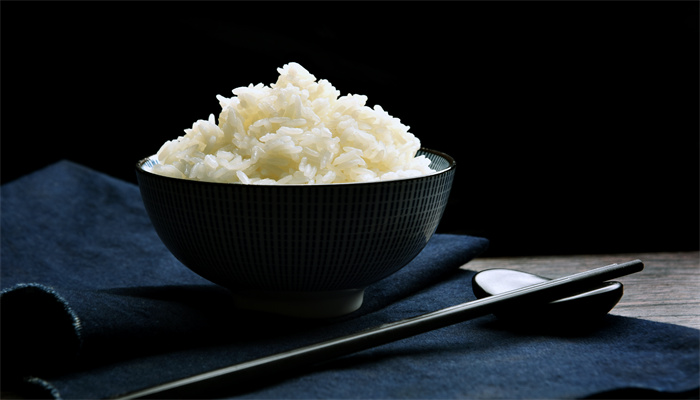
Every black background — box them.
[2,2,698,257]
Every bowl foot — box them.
[231,288,365,318]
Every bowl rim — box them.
[135,147,456,187]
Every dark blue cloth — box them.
[1,161,698,399]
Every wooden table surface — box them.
[463,251,700,330]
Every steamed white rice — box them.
[152,62,434,184]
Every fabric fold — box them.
[0,283,83,376]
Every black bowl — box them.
[136,148,456,317]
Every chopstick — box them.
[114,259,644,399]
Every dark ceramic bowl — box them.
[136,148,456,317]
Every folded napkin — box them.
[1,161,698,399]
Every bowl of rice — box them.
[136,63,456,318]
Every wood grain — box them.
[463,252,700,330]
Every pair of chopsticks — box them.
[115,260,643,399]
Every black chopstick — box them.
[114,259,644,399]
